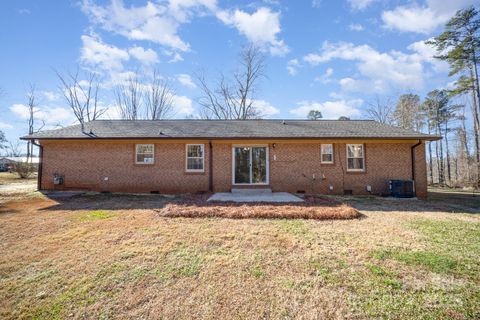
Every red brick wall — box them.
[41,141,210,193]
[40,140,427,197]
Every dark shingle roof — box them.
[21,119,440,140]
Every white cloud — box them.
[0,122,13,129]
[128,46,159,64]
[339,77,387,93]
[81,0,190,52]
[82,1,287,57]
[41,91,61,102]
[382,0,478,34]
[289,99,363,119]
[10,104,76,126]
[287,59,300,75]
[168,52,184,63]
[303,41,428,93]
[382,5,446,34]
[18,8,31,15]
[348,0,377,10]
[177,74,196,88]
[314,67,334,84]
[348,23,364,31]
[217,7,289,56]
[80,34,129,71]
[311,0,322,8]
[171,95,194,115]
[252,99,280,117]
[168,0,217,22]
[407,39,449,72]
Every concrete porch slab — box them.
[207,191,304,203]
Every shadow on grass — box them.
[34,188,480,216]
[36,192,365,220]
[336,191,480,214]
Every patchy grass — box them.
[373,249,457,274]
[0,192,479,319]
[76,210,113,222]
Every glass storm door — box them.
[234,146,267,184]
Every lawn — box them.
[0,172,36,185]
[0,189,479,319]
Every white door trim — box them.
[231,145,269,185]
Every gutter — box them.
[208,140,213,192]
[19,136,443,141]
[31,140,43,191]
[411,140,422,194]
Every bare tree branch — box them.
[114,72,143,120]
[56,68,106,130]
[145,70,175,120]
[366,95,394,124]
[196,45,267,120]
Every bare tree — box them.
[8,141,22,157]
[394,94,423,131]
[114,72,143,120]
[145,70,175,120]
[0,87,7,153]
[366,95,394,124]
[56,69,105,130]
[0,130,7,153]
[25,85,45,163]
[197,45,267,119]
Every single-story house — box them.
[21,119,440,198]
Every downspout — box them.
[208,140,213,192]
[31,140,43,191]
[411,140,422,195]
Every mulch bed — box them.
[156,195,361,220]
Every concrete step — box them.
[231,188,273,195]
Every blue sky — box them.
[1,0,479,144]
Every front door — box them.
[233,146,268,184]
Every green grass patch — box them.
[76,210,113,222]
[250,266,266,278]
[373,249,457,274]
[154,246,204,280]
[309,257,347,285]
[366,263,402,289]
[31,279,98,320]
[409,219,480,278]
[276,219,311,238]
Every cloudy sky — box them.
[0,0,478,143]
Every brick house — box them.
[22,119,439,198]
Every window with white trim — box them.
[321,144,334,163]
[186,144,204,171]
[346,144,365,171]
[136,144,154,164]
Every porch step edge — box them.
[231,188,273,194]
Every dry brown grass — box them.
[0,191,479,320]
[158,199,360,220]
[0,172,36,185]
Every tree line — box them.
[365,7,480,189]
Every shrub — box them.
[11,161,36,179]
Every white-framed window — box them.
[346,144,365,171]
[321,144,334,163]
[135,144,154,164]
[186,144,204,172]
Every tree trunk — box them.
[436,120,445,186]
[470,64,480,187]
[427,125,434,184]
[444,120,451,185]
